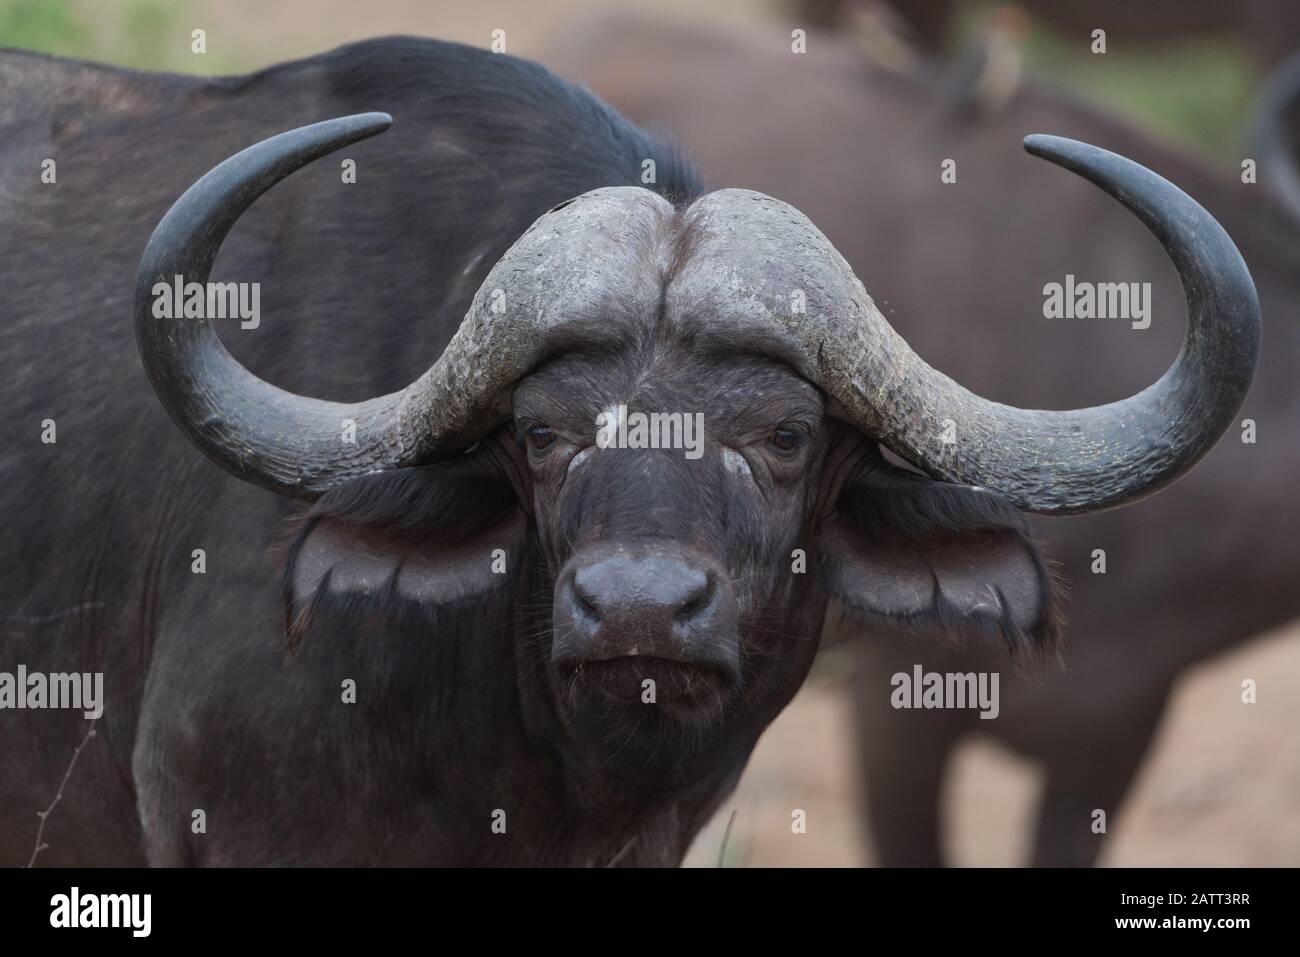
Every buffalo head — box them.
[133,114,1259,784]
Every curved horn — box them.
[675,135,1260,514]
[135,115,667,499]
[881,134,1262,513]
[1251,48,1300,225]
[135,113,417,499]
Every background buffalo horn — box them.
[1251,48,1300,227]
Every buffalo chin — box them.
[554,656,737,779]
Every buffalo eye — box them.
[525,424,557,452]
[767,426,806,454]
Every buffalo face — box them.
[518,350,834,775]
[135,116,1259,790]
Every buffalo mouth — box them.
[549,650,743,780]
[552,651,739,718]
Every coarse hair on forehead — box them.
[584,191,706,289]
[659,204,706,287]
[526,195,707,356]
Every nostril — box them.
[575,589,600,622]
[673,574,714,624]
[673,598,704,624]
[571,573,603,623]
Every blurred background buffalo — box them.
[5,0,1296,866]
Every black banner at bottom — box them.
[0,866,1282,943]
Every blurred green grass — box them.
[1019,28,1259,160]
[0,0,88,54]
[0,0,240,72]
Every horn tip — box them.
[1022,133,1077,159]
[356,111,394,132]
[1023,134,1112,179]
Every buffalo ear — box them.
[817,456,1060,659]
[283,454,528,649]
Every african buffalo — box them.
[550,16,1296,866]
[0,35,1259,866]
